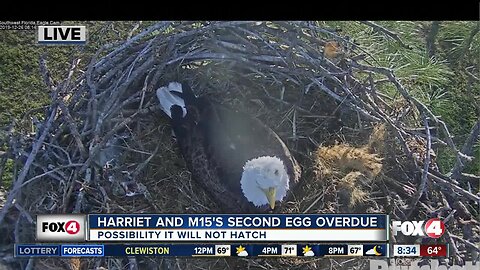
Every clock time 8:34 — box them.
[393,245,420,257]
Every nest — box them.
[0,22,478,270]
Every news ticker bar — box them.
[15,244,389,257]
[37,214,388,242]
[16,244,449,258]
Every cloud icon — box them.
[238,251,248,257]
[365,246,382,256]
[304,250,314,256]
[236,245,248,257]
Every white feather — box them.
[240,156,289,207]
[156,82,187,118]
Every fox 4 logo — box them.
[392,218,445,238]
[36,215,86,241]
[42,220,80,234]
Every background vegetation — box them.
[322,21,479,173]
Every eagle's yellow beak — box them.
[263,187,277,209]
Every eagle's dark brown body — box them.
[162,83,300,213]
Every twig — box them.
[465,66,480,82]
[94,22,171,70]
[450,234,480,253]
[450,120,480,179]
[127,21,142,40]
[128,257,138,270]
[302,192,324,213]
[460,21,480,63]
[360,21,412,50]
[311,78,380,121]
[461,173,480,181]
[57,100,87,158]
[442,209,457,224]
[39,54,55,90]
[425,21,441,58]
[132,144,160,179]
[262,93,314,115]
[407,115,432,215]
[425,170,480,202]
[0,104,58,226]
[351,61,473,164]
[19,164,83,189]
[445,231,462,263]
[73,167,92,213]
[25,258,34,270]
[14,203,34,224]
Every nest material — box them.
[314,143,382,210]
[315,144,382,179]
[0,22,479,269]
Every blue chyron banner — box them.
[36,214,389,242]
[89,214,387,229]
[87,214,388,242]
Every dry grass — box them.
[314,142,383,211]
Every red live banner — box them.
[420,244,447,257]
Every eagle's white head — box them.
[240,156,289,209]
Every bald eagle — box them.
[157,82,301,213]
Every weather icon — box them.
[365,245,383,256]
[236,245,248,257]
[302,245,315,257]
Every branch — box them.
[407,115,432,214]
[94,22,171,70]
[19,163,83,189]
[425,21,441,58]
[425,170,480,202]
[311,78,380,122]
[0,105,58,226]
[459,21,480,63]
[449,234,480,253]
[360,21,412,50]
[461,173,480,181]
[450,120,480,179]
[350,61,473,165]
[73,167,92,213]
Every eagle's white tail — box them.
[156,82,187,118]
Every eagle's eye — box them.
[274,169,279,176]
